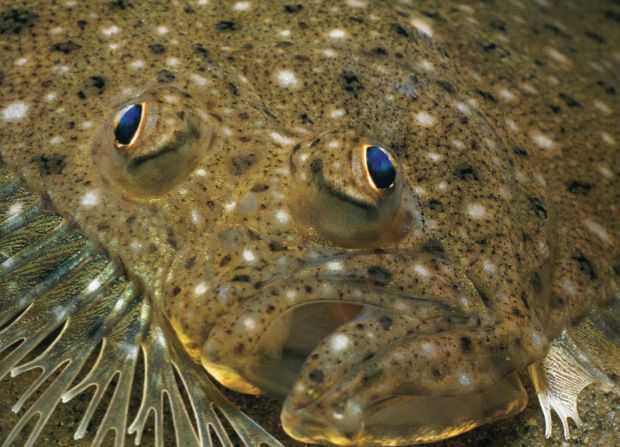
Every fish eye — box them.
[93,87,219,199]
[364,145,396,190]
[114,103,145,147]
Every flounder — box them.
[0,1,619,446]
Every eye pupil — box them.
[115,103,143,145]
[366,146,396,189]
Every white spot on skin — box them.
[156,25,169,35]
[322,48,337,58]
[327,29,347,39]
[593,100,612,115]
[50,135,63,145]
[275,69,299,88]
[498,88,517,102]
[505,118,520,132]
[452,139,465,150]
[417,59,434,72]
[224,201,237,212]
[420,341,435,355]
[483,259,497,274]
[583,219,612,245]
[330,334,350,352]
[330,108,346,119]
[45,92,58,102]
[278,29,291,38]
[545,47,571,66]
[86,279,102,294]
[166,57,180,67]
[232,1,251,11]
[194,168,207,177]
[597,164,613,180]
[275,209,290,224]
[191,209,203,225]
[326,260,344,271]
[413,263,431,278]
[346,0,367,7]
[601,132,616,146]
[7,202,23,218]
[285,289,297,302]
[242,248,257,263]
[242,317,257,331]
[101,25,121,37]
[455,101,472,115]
[466,203,487,220]
[14,57,28,66]
[415,111,436,127]
[81,121,93,130]
[427,152,442,162]
[561,279,577,297]
[80,191,99,208]
[2,101,29,122]
[458,373,472,386]
[411,18,433,37]
[270,131,296,146]
[194,282,208,296]
[190,73,209,87]
[130,59,145,70]
[530,130,555,150]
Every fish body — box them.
[0,1,618,446]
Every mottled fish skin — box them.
[0,0,618,446]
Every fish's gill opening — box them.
[243,302,366,398]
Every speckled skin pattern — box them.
[0,0,618,446]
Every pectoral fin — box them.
[529,321,618,440]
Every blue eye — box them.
[366,146,396,189]
[114,103,144,146]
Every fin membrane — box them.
[0,160,284,446]
[528,324,618,440]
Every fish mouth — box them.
[280,370,528,446]
[202,244,470,397]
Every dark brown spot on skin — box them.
[193,43,210,62]
[110,0,131,10]
[228,82,239,96]
[460,336,473,353]
[367,266,392,285]
[559,93,582,108]
[216,20,238,31]
[232,275,251,283]
[310,158,323,174]
[219,255,231,267]
[149,43,166,54]
[0,8,38,35]
[230,153,257,176]
[309,369,324,383]
[454,163,480,181]
[475,89,497,103]
[251,183,269,192]
[528,197,548,219]
[513,146,529,157]
[340,71,364,96]
[584,30,606,43]
[284,4,303,14]
[50,40,81,54]
[427,199,443,211]
[32,154,66,176]
[567,180,593,195]
[78,76,106,99]
[269,241,287,252]
[574,253,597,280]
[437,80,456,94]
[379,316,393,330]
[391,23,412,39]
[157,69,176,83]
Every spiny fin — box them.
[0,160,284,446]
[528,329,617,440]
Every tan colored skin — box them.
[0,1,618,445]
